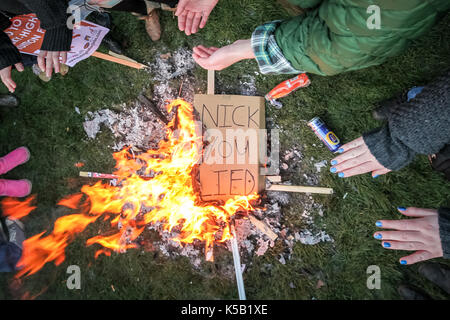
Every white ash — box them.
[83,101,168,151]
[314,160,328,173]
[150,48,196,108]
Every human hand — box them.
[175,0,219,35]
[330,136,391,178]
[37,51,68,78]
[0,63,24,93]
[374,207,443,265]
[192,40,255,70]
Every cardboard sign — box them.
[4,14,109,67]
[194,94,266,202]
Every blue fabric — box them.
[407,86,425,102]
[0,241,21,273]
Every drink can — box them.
[307,117,341,152]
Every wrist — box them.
[231,39,255,60]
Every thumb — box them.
[14,63,25,72]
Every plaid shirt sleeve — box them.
[251,21,302,75]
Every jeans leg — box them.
[0,242,22,273]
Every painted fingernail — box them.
[400,260,407,265]
[338,172,345,178]
[397,207,406,212]
[331,160,338,165]
[374,233,382,239]
[373,174,379,178]
[338,148,344,153]
[383,242,391,248]
[376,221,382,227]
[330,167,337,173]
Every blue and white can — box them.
[308,117,341,153]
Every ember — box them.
[14,99,259,278]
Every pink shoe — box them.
[0,179,32,197]
[0,147,30,175]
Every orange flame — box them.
[16,99,259,278]
[1,195,37,220]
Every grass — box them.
[1,1,449,300]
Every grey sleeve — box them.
[363,72,450,171]
[438,207,450,259]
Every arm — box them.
[18,0,72,52]
[438,207,450,259]
[364,72,450,171]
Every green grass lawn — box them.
[1,1,449,300]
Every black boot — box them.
[397,284,432,300]
[418,263,450,294]
[90,11,123,55]
[0,94,20,108]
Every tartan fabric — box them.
[251,21,301,75]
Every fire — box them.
[1,195,37,220]
[15,99,258,278]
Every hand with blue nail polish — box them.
[330,137,391,178]
[373,207,443,265]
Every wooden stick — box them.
[91,51,148,69]
[108,51,141,64]
[248,215,278,241]
[265,176,281,183]
[207,70,215,95]
[137,94,169,124]
[266,184,333,194]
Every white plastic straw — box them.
[230,225,246,300]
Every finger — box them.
[381,240,425,251]
[376,218,423,231]
[184,11,195,35]
[38,51,47,72]
[46,52,53,77]
[14,63,24,72]
[399,250,435,265]
[337,137,365,153]
[52,52,60,74]
[332,152,373,173]
[371,167,391,178]
[335,161,377,178]
[60,52,67,64]
[331,145,368,166]
[178,11,187,31]
[396,207,438,217]
[191,12,202,34]
[193,46,211,58]
[374,230,424,242]
[2,76,15,93]
[200,11,210,29]
[196,45,217,55]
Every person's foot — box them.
[397,284,432,300]
[0,147,30,175]
[90,11,124,54]
[144,9,161,41]
[418,263,450,294]
[32,64,51,82]
[5,218,25,250]
[0,94,20,108]
[0,179,32,198]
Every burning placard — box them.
[194,94,266,202]
[4,14,109,67]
